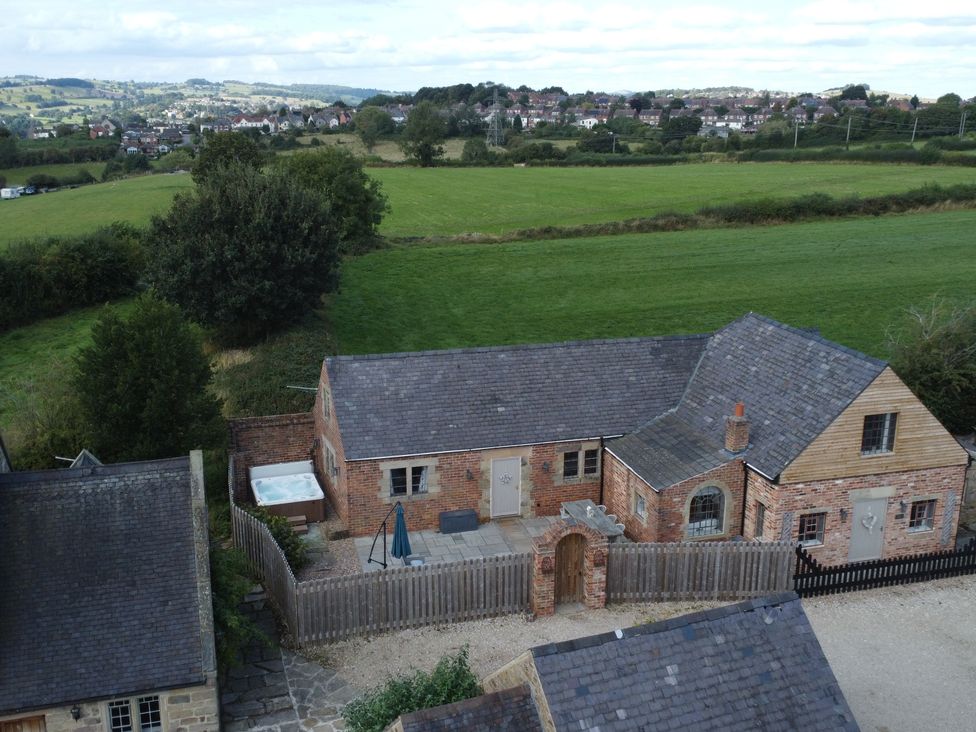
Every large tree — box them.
[353,106,394,152]
[147,164,340,343]
[73,294,222,462]
[887,298,976,435]
[192,131,264,184]
[276,147,388,253]
[400,101,446,167]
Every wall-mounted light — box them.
[465,469,474,480]
[71,706,82,721]
[899,500,908,513]
[839,508,848,522]
[542,461,550,473]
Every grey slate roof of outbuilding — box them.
[397,684,543,731]
[0,457,208,714]
[327,336,709,460]
[530,592,859,731]
[606,314,886,486]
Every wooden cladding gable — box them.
[780,367,968,484]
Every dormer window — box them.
[861,413,897,455]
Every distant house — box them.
[388,592,858,731]
[0,453,219,731]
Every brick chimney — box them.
[725,401,750,453]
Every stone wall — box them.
[531,521,608,617]
[0,682,219,732]
[228,413,316,503]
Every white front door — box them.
[848,498,887,562]
[490,457,522,518]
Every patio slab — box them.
[352,515,560,572]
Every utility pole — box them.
[845,116,852,150]
[611,132,616,153]
[911,116,918,144]
[960,110,968,139]
[793,120,799,149]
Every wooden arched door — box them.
[554,533,585,605]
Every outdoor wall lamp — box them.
[542,461,550,473]
[899,500,908,512]
[465,469,474,480]
[839,508,848,522]
[71,706,82,721]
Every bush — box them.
[25,173,60,189]
[102,153,151,181]
[210,542,266,671]
[0,223,144,331]
[343,647,481,732]
[243,505,309,571]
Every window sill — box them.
[907,526,933,534]
[799,540,824,548]
[859,450,894,458]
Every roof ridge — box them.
[530,591,799,658]
[0,455,190,484]
[326,333,711,363]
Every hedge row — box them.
[0,224,144,331]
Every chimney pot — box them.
[735,401,745,418]
[725,403,750,453]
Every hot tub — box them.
[249,460,325,522]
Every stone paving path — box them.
[221,588,359,732]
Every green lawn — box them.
[0,300,134,429]
[370,163,976,238]
[0,174,193,249]
[330,210,976,359]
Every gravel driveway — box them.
[804,574,976,732]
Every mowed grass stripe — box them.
[370,163,976,237]
[330,210,976,358]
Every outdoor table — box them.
[560,499,625,537]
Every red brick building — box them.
[239,314,970,565]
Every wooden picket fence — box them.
[606,541,794,602]
[295,552,532,643]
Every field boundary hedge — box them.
[387,183,976,245]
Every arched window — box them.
[688,486,724,537]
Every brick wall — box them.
[961,461,976,529]
[743,470,781,542]
[340,441,603,537]
[4,680,220,732]
[228,413,316,503]
[778,465,967,565]
[313,365,350,526]
[603,451,660,542]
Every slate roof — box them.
[530,592,858,731]
[606,314,885,486]
[397,684,543,731]
[0,458,208,713]
[327,336,709,460]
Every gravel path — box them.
[305,599,726,687]
[804,575,976,732]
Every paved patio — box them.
[352,516,561,571]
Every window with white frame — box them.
[861,413,897,455]
[909,499,936,532]
[321,387,331,420]
[324,444,337,478]
[562,448,600,479]
[634,491,647,520]
[688,486,724,537]
[390,466,428,497]
[107,697,160,732]
[755,501,766,539]
[798,513,826,546]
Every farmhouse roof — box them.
[326,335,709,460]
[530,592,858,731]
[397,684,543,731]
[0,456,212,714]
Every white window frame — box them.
[688,486,724,538]
[798,512,826,546]
[634,492,647,521]
[908,499,936,532]
[560,447,601,481]
[106,696,161,732]
[389,465,428,497]
[860,412,897,455]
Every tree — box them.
[155,147,195,172]
[73,294,222,462]
[353,106,394,152]
[937,93,962,107]
[400,101,446,167]
[910,95,920,110]
[661,115,702,141]
[461,138,490,163]
[276,147,388,253]
[887,298,976,435]
[840,85,868,101]
[147,164,341,343]
[192,131,264,184]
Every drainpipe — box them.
[740,462,749,539]
[598,436,606,507]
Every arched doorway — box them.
[554,533,585,605]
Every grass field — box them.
[330,210,976,359]
[0,173,193,248]
[0,161,106,186]
[3,161,976,248]
[370,163,976,238]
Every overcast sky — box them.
[3,1,974,99]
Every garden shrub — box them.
[343,647,482,732]
[244,505,309,572]
[210,541,267,671]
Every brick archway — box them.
[531,520,609,616]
